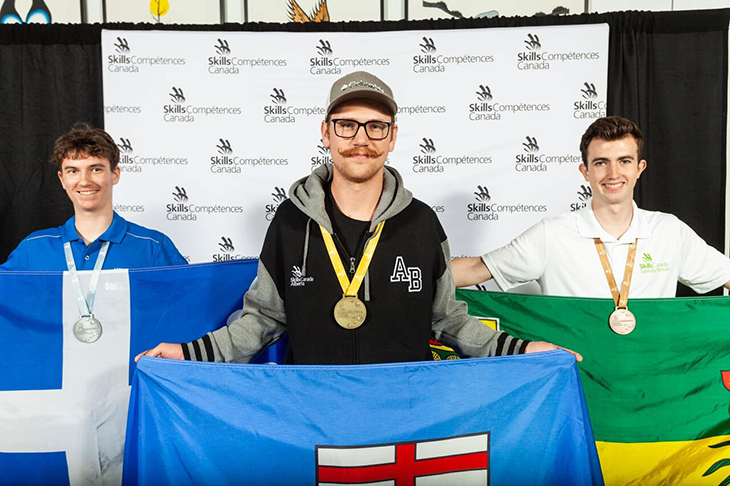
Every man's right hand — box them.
[135,343,184,362]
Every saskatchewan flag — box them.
[457,290,730,485]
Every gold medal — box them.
[320,221,385,331]
[334,296,367,329]
[608,308,636,335]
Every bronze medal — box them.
[594,238,639,336]
[608,308,636,335]
[334,296,367,330]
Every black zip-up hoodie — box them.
[184,164,529,364]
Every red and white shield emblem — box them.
[316,432,489,485]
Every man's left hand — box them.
[525,341,583,362]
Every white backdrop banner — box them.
[102,25,608,269]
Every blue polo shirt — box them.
[0,212,188,271]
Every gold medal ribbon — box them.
[594,238,638,309]
[320,221,385,297]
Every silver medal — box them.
[65,241,109,345]
[74,315,103,343]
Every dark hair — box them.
[579,116,644,164]
[52,123,120,170]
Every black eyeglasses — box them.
[330,119,393,140]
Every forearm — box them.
[451,256,493,287]
[434,318,530,358]
[185,311,285,363]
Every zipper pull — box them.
[350,257,356,274]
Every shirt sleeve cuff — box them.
[182,334,216,362]
[518,340,531,354]
[181,342,191,360]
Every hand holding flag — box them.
[526,341,583,362]
[135,342,184,362]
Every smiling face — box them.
[321,98,397,185]
[58,155,120,216]
[579,135,646,210]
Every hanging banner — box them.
[101,25,609,267]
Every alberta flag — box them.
[457,290,730,485]
[123,352,603,485]
[0,260,264,485]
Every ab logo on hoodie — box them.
[390,256,422,292]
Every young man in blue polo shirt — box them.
[0,124,187,271]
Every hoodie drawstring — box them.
[364,271,371,302]
[302,217,312,276]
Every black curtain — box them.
[606,10,730,296]
[1,11,728,297]
[0,25,103,261]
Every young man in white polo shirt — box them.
[451,116,730,298]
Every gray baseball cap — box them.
[325,71,398,117]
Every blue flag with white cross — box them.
[0,260,264,485]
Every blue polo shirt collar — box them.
[59,212,128,245]
[61,217,81,243]
[102,213,128,244]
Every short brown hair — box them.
[579,116,644,164]
[52,124,120,170]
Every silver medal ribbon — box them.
[64,241,110,343]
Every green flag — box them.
[457,290,730,485]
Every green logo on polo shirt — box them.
[639,252,669,274]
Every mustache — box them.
[337,146,383,158]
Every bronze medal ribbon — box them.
[594,238,638,309]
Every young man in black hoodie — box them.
[138,71,580,365]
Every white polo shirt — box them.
[483,203,730,298]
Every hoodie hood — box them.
[288,163,413,232]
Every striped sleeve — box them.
[182,333,218,362]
